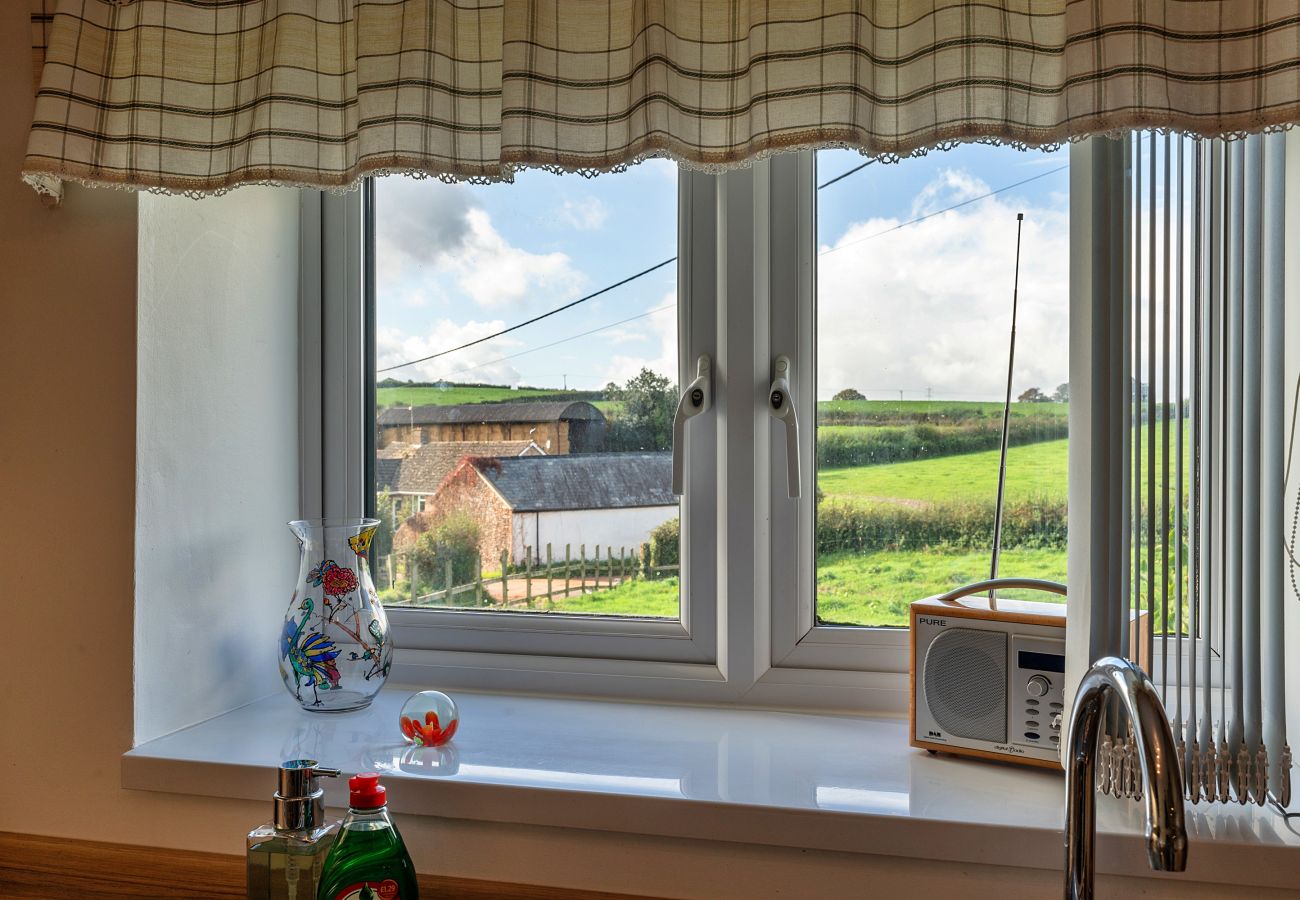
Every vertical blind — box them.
[1095,132,1291,807]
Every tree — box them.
[832,387,866,401]
[372,490,399,588]
[411,511,481,592]
[1052,382,1070,403]
[603,368,677,451]
[1017,387,1050,403]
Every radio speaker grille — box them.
[923,628,1007,743]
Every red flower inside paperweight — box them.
[398,690,460,747]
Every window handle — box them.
[671,354,712,495]
[769,354,801,499]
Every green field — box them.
[819,438,1069,505]
[819,423,1188,507]
[377,382,1076,419]
[818,398,1069,423]
[378,384,579,408]
[545,547,1068,626]
[814,547,1066,626]
[374,389,1190,626]
[546,577,681,616]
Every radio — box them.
[910,579,1068,769]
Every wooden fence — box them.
[388,542,678,610]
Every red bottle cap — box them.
[349,772,387,809]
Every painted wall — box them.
[514,505,679,562]
[0,2,262,850]
[2,7,1295,895]
[134,186,301,742]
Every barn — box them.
[375,440,543,518]
[427,451,677,566]
[376,400,606,453]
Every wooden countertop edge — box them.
[0,831,663,900]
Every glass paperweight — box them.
[399,691,460,746]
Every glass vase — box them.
[281,518,392,712]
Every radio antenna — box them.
[989,213,1025,609]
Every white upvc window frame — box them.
[303,173,731,691]
[305,149,1094,711]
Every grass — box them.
[542,549,1068,626]
[377,384,578,408]
[546,577,680,617]
[377,384,624,416]
[819,438,1070,505]
[817,399,1069,424]
[815,547,1067,627]
[818,424,1190,506]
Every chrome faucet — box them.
[1065,656,1187,899]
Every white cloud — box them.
[448,209,584,309]
[817,170,1069,401]
[598,294,679,386]
[559,196,610,230]
[909,168,989,216]
[375,177,586,312]
[376,320,525,386]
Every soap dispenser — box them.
[247,759,342,900]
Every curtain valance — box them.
[22,0,1300,199]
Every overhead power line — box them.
[379,160,1068,376]
[817,159,874,190]
[819,164,1068,258]
[377,257,676,374]
[433,304,675,382]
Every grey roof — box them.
[378,441,537,493]
[376,442,416,459]
[377,400,604,427]
[472,452,675,512]
[375,457,403,492]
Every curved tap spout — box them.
[1065,656,1187,899]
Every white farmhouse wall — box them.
[511,506,678,561]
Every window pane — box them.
[814,147,1070,627]
[371,164,681,619]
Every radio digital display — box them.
[1018,650,1065,673]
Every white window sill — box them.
[123,686,1299,891]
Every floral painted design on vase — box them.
[281,519,391,712]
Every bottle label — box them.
[330,880,400,900]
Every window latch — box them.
[671,354,712,495]
[768,354,801,499]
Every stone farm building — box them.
[377,400,606,454]
[376,440,544,518]
[416,451,677,567]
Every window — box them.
[768,148,1070,673]
[811,147,1069,627]
[371,165,683,620]
[361,165,720,667]
[310,143,1081,705]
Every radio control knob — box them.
[1026,675,1052,697]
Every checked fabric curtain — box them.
[23,0,1300,200]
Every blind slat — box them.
[1261,132,1290,809]
[1103,133,1290,807]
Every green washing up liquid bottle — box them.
[316,773,419,900]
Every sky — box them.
[374,144,1071,401]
